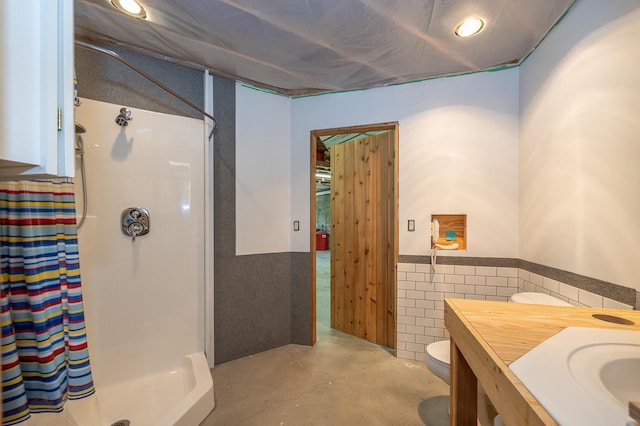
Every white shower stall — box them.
[31,98,214,426]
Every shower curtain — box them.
[0,180,94,425]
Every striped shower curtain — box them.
[0,180,94,425]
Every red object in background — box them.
[316,231,329,251]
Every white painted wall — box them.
[519,0,640,291]
[291,69,520,258]
[235,84,292,255]
[234,0,638,293]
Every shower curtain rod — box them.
[75,40,217,140]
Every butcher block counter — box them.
[444,298,640,426]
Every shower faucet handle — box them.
[121,208,150,241]
[129,222,145,242]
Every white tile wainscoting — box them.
[396,263,634,361]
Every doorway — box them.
[310,122,398,349]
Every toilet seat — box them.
[509,292,572,306]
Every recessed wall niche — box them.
[431,213,466,250]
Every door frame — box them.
[310,122,399,346]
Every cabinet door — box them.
[0,0,74,179]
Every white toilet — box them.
[425,292,572,424]
[425,339,451,384]
[509,292,573,306]
[425,292,572,384]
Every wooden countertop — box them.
[444,298,640,425]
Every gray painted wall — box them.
[290,252,311,344]
[75,44,202,119]
[212,78,310,363]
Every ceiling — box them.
[74,0,576,97]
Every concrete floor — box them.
[201,324,450,425]
[201,250,450,425]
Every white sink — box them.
[569,340,640,409]
[509,327,640,426]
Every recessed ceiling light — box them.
[111,0,147,19]
[455,18,485,38]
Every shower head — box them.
[115,107,133,126]
[75,123,87,134]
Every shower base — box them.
[22,352,214,426]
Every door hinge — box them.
[57,108,62,131]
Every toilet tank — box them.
[510,292,572,306]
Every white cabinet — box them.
[0,0,74,179]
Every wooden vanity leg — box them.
[450,338,477,425]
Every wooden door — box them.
[330,132,396,348]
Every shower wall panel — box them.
[74,98,204,388]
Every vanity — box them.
[444,298,640,425]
